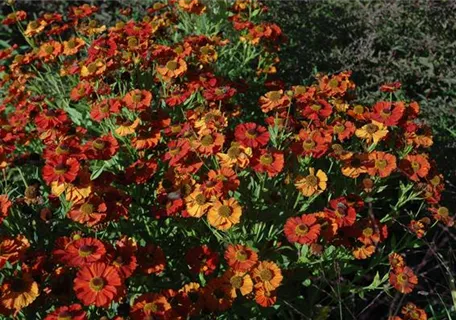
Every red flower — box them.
[44,304,87,320]
[137,244,166,275]
[250,149,284,177]
[331,119,355,142]
[399,154,430,182]
[370,101,405,126]
[389,266,418,294]
[325,197,357,227]
[84,134,119,160]
[130,293,171,320]
[203,86,236,102]
[163,139,191,166]
[61,237,107,267]
[125,159,158,184]
[185,245,219,275]
[234,122,269,148]
[110,237,138,279]
[73,262,124,307]
[35,109,68,131]
[284,214,321,244]
[292,128,330,159]
[90,98,121,122]
[42,155,80,185]
[224,244,258,272]
[299,98,333,122]
[67,196,108,227]
[0,195,12,225]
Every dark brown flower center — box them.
[78,245,94,257]
[295,223,309,235]
[305,174,318,187]
[259,269,273,281]
[89,277,105,292]
[218,205,232,218]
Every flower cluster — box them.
[0,0,449,318]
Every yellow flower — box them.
[294,168,328,197]
[355,120,388,145]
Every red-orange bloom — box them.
[234,122,269,148]
[73,262,123,307]
[185,245,219,275]
[84,134,119,160]
[224,244,258,272]
[370,101,405,126]
[368,151,397,178]
[389,266,418,294]
[400,154,430,181]
[130,293,172,320]
[123,89,152,111]
[250,149,284,177]
[61,237,106,267]
[42,156,80,185]
[284,214,321,244]
[259,90,290,113]
[254,287,277,307]
[0,194,12,225]
[251,261,283,291]
[44,304,87,320]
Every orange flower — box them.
[207,198,242,230]
[401,302,427,320]
[123,89,152,111]
[251,149,284,177]
[400,154,430,181]
[185,189,213,218]
[254,287,277,307]
[24,20,48,37]
[216,142,252,169]
[223,269,253,297]
[61,237,106,267]
[259,90,290,113]
[341,153,369,178]
[38,41,63,62]
[156,58,187,81]
[0,194,12,224]
[389,253,405,269]
[130,293,172,320]
[193,131,225,156]
[389,266,418,294]
[178,0,206,14]
[63,37,85,56]
[224,244,258,272]
[115,118,140,137]
[355,120,388,145]
[252,261,283,291]
[294,167,328,197]
[352,244,376,260]
[80,59,106,78]
[0,273,39,313]
[367,151,397,178]
[284,214,321,244]
[0,235,30,268]
[73,262,123,307]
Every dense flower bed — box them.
[0,0,451,319]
